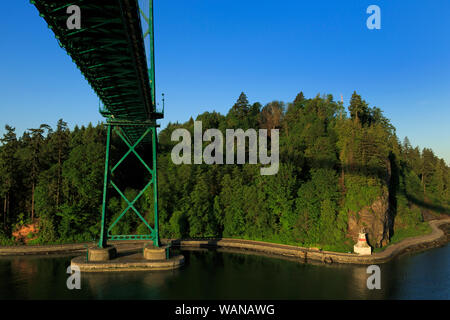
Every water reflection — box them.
[0,244,448,299]
[82,268,181,299]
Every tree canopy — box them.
[0,92,448,250]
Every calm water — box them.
[0,245,448,300]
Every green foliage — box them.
[35,216,57,243]
[0,230,15,246]
[294,168,343,245]
[373,222,432,252]
[343,175,383,213]
[168,211,188,238]
[109,188,143,236]
[0,91,448,251]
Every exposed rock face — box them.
[347,158,394,248]
[347,192,391,248]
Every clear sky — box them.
[1,1,449,163]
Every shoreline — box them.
[0,218,449,265]
[170,219,450,265]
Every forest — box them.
[0,91,449,251]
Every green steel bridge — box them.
[31,0,163,248]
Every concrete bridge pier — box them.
[88,245,117,261]
[143,244,170,260]
[71,243,184,272]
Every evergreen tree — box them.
[0,91,448,249]
[0,125,18,231]
[348,91,370,125]
[227,92,251,129]
[421,148,436,195]
[27,124,51,221]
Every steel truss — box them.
[99,118,160,248]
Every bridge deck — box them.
[31,0,161,143]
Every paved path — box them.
[166,218,450,265]
[0,241,147,256]
[1,218,449,265]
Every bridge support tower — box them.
[98,118,160,250]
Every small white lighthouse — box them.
[353,232,372,255]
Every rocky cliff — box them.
[347,159,393,248]
[347,191,391,248]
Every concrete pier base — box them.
[72,243,183,272]
[88,245,117,261]
[71,252,184,272]
[143,244,170,261]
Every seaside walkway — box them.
[2,218,449,265]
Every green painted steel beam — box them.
[151,126,159,247]
[109,235,154,241]
[140,1,156,109]
[31,0,161,145]
[99,120,159,247]
[99,124,112,248]
[32,0,162,248]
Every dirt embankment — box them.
[12,222,39,244]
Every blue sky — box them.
[0,1,449,163]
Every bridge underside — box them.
[32,0,162,247]
[31,0,162,143]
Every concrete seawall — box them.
[167,219,449,265]
[0,241,147,256]
[1,218,449,265]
